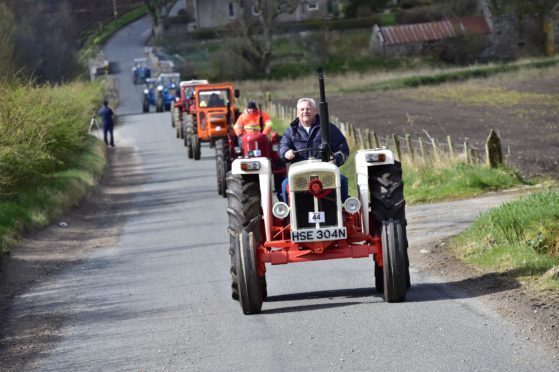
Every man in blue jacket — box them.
[98,100,115,147]
[279,97,350,203]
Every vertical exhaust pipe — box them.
[317,67,331,162]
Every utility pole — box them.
[112,0,118,19]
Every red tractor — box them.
[171,80,209,141]
[226,69,410,314]
[215,107,285,198]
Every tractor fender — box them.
[355,148,395,235]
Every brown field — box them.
[280,66,559,178]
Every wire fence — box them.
[250,99,505,168]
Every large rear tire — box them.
[381,219,407,302]
[369,161,410,289]
[227,173,265,303]
[236,222,264,314]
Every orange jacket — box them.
[234,110,272,136]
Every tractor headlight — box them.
[272,202,290,219]
[143,89,149,94]
[343,197,361,214]
[365,153,386,163]
[157,85,163,91]
[240,161,260,171]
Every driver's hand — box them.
[285,149,295,160]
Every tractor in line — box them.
[226,68,410,314]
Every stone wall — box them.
[479,15,519,61]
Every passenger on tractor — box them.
[234,101,273,137]
[279,97,350,203]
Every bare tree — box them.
[230,0,299,76]
[144,0,177,36]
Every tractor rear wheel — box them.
[381,219,407,302]
[374,261,383,293]
[171,106,176,128]
[192,134,201,160]
[227,173,265,303]
[236,222,264,314]
[215,139,229,197]
[369,161,410,289]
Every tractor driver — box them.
[279,97,349,203]
[233,101,273,137]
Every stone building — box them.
[185,0,341,30]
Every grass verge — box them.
[450,190,559,287]
[0,137,105,252]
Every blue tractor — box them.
[157,73,181,111]
[132,58,151,85]
[142,78,159,113]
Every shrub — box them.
[0,81,103,198]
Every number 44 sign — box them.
[308,212,325,223]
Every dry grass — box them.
[236,57,559,101]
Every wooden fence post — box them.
[431,138,439,163]
[418,137,426,161]
[405,134,414,162]
[485,129,503,168]
[356,128,365,149]
[447,135,455,160]
[364,128,372,148]
[464,141,471,163]
[372,132,380,148]
[392,134,401,161]
[352,124,360,145]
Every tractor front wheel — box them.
[192,134,201,160]
[381,219,407,302]
[235,222,264,315]
[156,97,164,112]
[142,98,149,113]
[227,173,266,303]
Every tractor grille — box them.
[294,190,339,229]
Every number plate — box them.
[308,212,325,223]
[291,227,347,243]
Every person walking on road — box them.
[98,100,115,147]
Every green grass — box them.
[403,163,526,204]
[0,137,106,252]
[450,190,559,283]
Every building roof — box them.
[378,16,492,45]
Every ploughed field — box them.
[317,67,559,178]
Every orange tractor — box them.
[186,83,239,160]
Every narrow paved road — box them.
[1,16,558,372]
